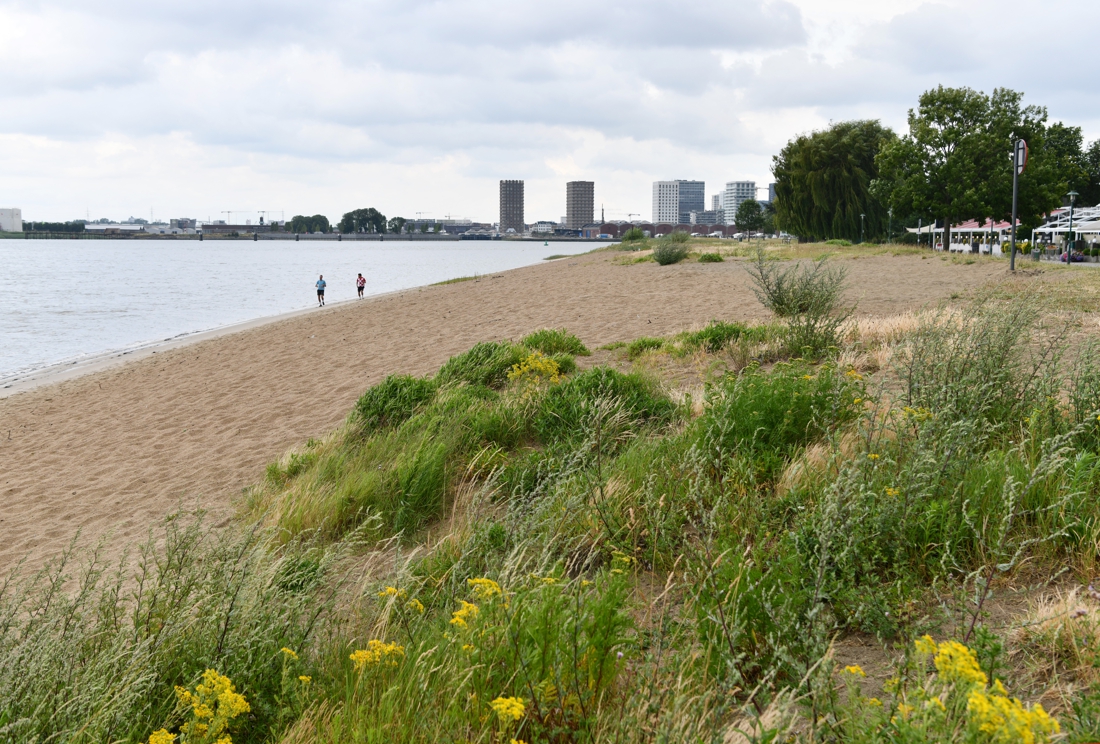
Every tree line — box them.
[772,85,1100,243]
[283,209,445,235]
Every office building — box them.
[711,194,722,212]
[652,180,705,223]
[499,180,524,234]
[0,208,22,232]
[566,181,594,229]
[723,181,756,224]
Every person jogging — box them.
[356,273,366,299]
[316,275,326,306]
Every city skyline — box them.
[2,0,1098,223]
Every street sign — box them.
[1016,139,1028,175]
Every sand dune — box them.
[0,252,1005,573]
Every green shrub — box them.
[521,328,590,356]
[621,226,646,245]
[549,352,578,375]
[746,252,851,357]
[697,361,863,480]
[355,374,437,430]
[825,238,852,246]
[679,321,762,353]
[652,240,689,265]
[436,341,526,388]
[626,336,665,359]
[534,367,675,446]
[698,252,724,263]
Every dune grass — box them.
[11,288,1100,743]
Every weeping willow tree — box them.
[772,120,895,242]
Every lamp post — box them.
[860,213,865,244]
[888,208,893,243]
[1067,190,1079,264]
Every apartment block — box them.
[499,180,525,234]
[723,181,756,224]
[652,180,705,224]
[565,181,594,229]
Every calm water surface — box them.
[0,239,606,380]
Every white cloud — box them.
[1,0,1098,223]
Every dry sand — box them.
[0,251,1006,573]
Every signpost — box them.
[1010,139,1028,271]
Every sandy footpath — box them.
[0,252,1005,573]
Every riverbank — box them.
[0,250,1005,573]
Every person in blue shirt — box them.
[316,275,326,306]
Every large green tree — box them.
[875,86,1063,244]
[772,120,895,242]
[387,216,407,234]
[289,214,330,233]
[734,199,764,232]
[338,208,386,234]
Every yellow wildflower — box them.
[450,600,480,628]
[853,398,863,404]
[968,688,1060,743]
[512,740,527,744]
[508,352,561,386]
[934,640,987,687]
[802,374,813,380]
[843,664,866,677]
[846,369,863,381]
[279,647,298,660]
[298,675,311,685]
[914,635,937,656]
[468,577,502,600]
[540,576,559,585]
[490,695,526,722]
[175,670,250,744]
[350,640,405,670]
[407,598,425,614]
[867,453,880,461]
[885,487,899,497]
[868,697,883,707]
[147,730,176,744]
[377,586,406,599]
[927,697,947,713]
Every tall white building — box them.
[711,194,722,212]
[723,181,755,224]
[652,180,705,223]
[652,181,679,223]
[0,208,22,232]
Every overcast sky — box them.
[2,0,1097,224]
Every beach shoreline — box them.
[0,252,1008,574]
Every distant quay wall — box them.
[1,231,612,242]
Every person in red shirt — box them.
[356,273,366,298]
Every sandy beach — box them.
[0,251,1005,573]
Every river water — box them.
[0,239,606,380]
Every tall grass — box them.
[12,308,1100,743]
[0,514,343,744]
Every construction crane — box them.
[627,213,640,223]
[221,211,235,225]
